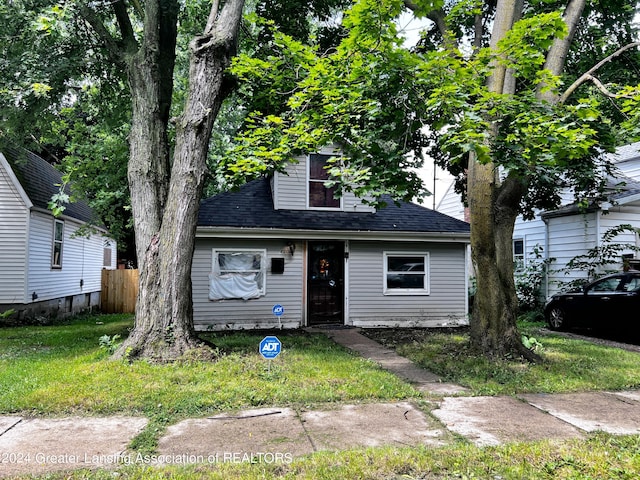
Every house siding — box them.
[0,163,28,304]
[193,238,304,330]
[347,241,468,327]
[192,238,469,330]
[27,211,108,302]
[436,182,466,221]
[513,216,547,264]
[545,212,599,293]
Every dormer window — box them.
[308,154,341,209]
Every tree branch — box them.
[403,0,448,39]
[580,74,638,100]
[205,0,221,34]
[194,0,244,55]
[537,0,586,102]
[77,4,123,63]
[560,41,640,104]
[112,0,138,52]
[77,1,138,65]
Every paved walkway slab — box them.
[0,417,21,435]
[158,407,313,464]
[432,396,585,446]
[157,402,449,464]
[301,402,449,450]
[0,416,147,477]
[318,328,468,395]
[520,391,640,435]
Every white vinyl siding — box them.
[348,241,467,327]
[544,212,598,294]
[27,212,108,302]
[193,238,304,330]
[436,182,467,221]
[0,163,29,303]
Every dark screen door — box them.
[307,241,344,325]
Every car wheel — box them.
[547,306,567,331]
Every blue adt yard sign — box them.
[259,336,282,359]
[272,304,284,316]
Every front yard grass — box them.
[364,322,640,396]
[0,314,415,418]
[3,315,640,479]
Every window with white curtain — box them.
[209,249,266,300]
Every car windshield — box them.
[624,276,640,292]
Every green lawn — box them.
[365,323,640,395]
[3,314,640,479]
[0,314,415,419]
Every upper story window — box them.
[308,154,341,209]
[52,219,64,268]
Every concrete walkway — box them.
[2,328,640,478]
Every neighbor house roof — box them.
[198,177,471,239]
[612,142,640,164]
[541,172,640,220]
[2,147,95,223]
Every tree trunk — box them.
[467,0,585,361]
[467,0,540,360]
[468,164,537,360]
[115,0,245,361]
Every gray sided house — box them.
[0,148,117,320]
[193,150,471,330]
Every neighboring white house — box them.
[192,147,471,330]
[0,148,117,321]
[437,142,640,297]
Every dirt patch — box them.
[361,327,470,350]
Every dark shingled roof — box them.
[3,148,95,223]
[198,177,471,235]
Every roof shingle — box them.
[198,177,470,235]
[3,148,95,223]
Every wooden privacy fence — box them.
[101,269,139,314]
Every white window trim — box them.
[513,238,525,271]
[383,252,430,296]
[210,248,267,299]
[51,219,64,269]
[306,153,343,211]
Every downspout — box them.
[344,240,350,325]
[596,209,602,274]
[542,215,550,298]
[465,242,470,321]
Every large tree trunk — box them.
[467,0,584,360]
[115,0,245,361]
[468,165,535,359]
[467,0,535,359]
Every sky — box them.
[397,12,454,209]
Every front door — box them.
[307,241,344,325]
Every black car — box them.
[544,272,640,331]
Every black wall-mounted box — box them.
[271,257,285,274]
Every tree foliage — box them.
[226,0,640,359]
